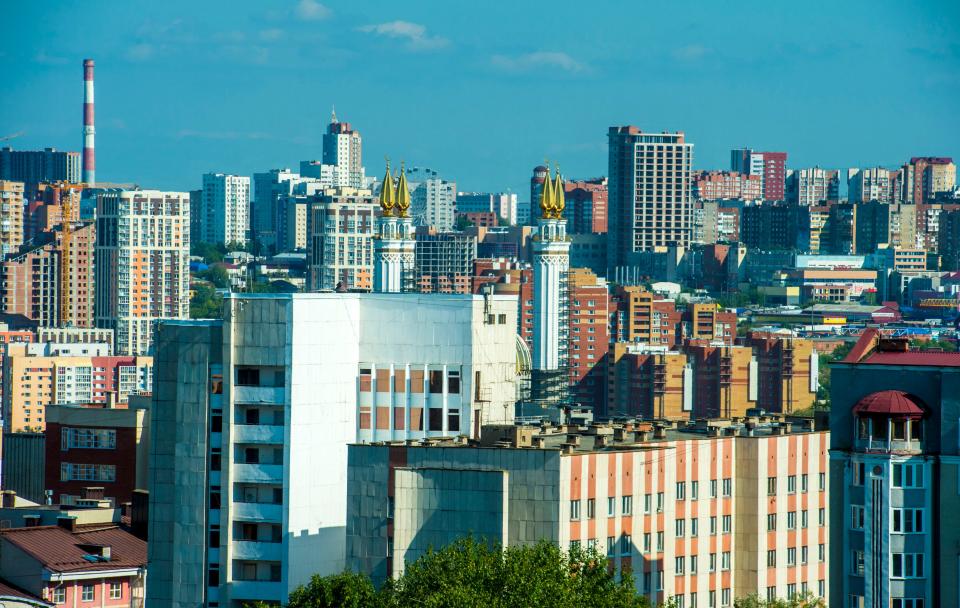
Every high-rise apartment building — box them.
[413,228,477,294]
[146,292,518,607]
[566,268,609,411]
[608,127,694,268]
[848,167,895,204]
[903,157,957,204]
[200,173,251,245]
[786,168,840,206]
[94,190,190,356]
[830,329,960,608]
[606,343,691,419]
[0,180,24,257]
[405,166,457,231]
[693,171,762,202]
[321,111,364,189]
[0,222,95,327]
[563,178,608,234]
[744,333,817,414]
[1,342,152,433]
[305,187,376,291]
[347,417,830,606]
[741,203,807,251]
[251,169,300,251]
[939,209,960,271]
[457,192,519,226]
[26,182,82,242]
[731,148,788,201]
[0,147,81,185]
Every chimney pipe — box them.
[57,515,77,533]
[82,59,95,185]
[1,490,15,508]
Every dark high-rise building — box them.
[0,147,81,184]
[740,203,807,251]
[939,208,960,271]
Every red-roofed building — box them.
[829,327,960,607]
[0,523,146,608]
[0,580,50,607]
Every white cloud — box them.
[672,44,711,61]
[259,28,285,42]
[358,20,449,50]
[296,0,331,21]
[490,51,586,73]
[124,43,156,62]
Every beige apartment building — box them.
[348,416,830,607]
[0,180,24,258]
[306,187,376,291]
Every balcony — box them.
[233,386,285,405]
[233,463,284,484]
[232,500,283,522]
[228,581,285,602]
[855,437,924,455]
[233,540,284,561]
[233,424,285,444]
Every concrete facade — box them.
[147,293,518,608]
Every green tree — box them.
[191,241,227,263]
[190,283,223,319]
[816,341,854,407]
[734,591,825,608]
[287,572,379,608]
[197,265,231,289]
[909,337,957,352]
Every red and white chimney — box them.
[82,58,95,185]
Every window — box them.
[428,370,444,394]
[690,555,698,574]
[801,546,808,564]
[891,553,924,578]
[767,587,776,601]
[787,511,797,530]
[587,498,596,519]
[852,550,864,575]
[657,531,664,551]
[570,500,581,520]
[644,493,652,513]
[675,556,685,574]
[767,549,776,567]
[850,506,864,530]
[722,478,732,496]
[81,585,94,602]
[623,495,633,515]
[891,600,925,608]
[643,533,651,552]
[819,508,826,526]
[787,584,797,599]
[853,462,865,486]
[787,475,796,493]
[767,477,777,495]
[787,548,796,566]
[691,480,699,499]
[110,583,122,600]
[690,518,698,536]
[53,588,66,604]
[801,474,809,493]
[621,534,631,555]
[892,508,924,533]
[818,580,825,598]
[676,482,686,500]
[892,463,924,488]
[722,588,731,607]
[607,536,616,555]
[709,553,717,572]
[236,367,260,386]
[656,492,663,512]
[767,513,777,531]
[722,515,731,533]
[676,519,685,537]
[608,497,616,516]
[710,516,718,535]
[709,591,717,607]
[721,551,730,570]
[447,370,460,394]
[819,472,826,491]
[818,544,825,562]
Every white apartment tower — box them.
[322,109,365,189]
[405,166,457,231]
[201,173,251,245]
[531,167,571,402]
[94,190,190,356]
[146,292,519,608]
[373,163,416,293]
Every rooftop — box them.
[1,525,146,573]
[360,413,823,455]
[842,328,960,367]
[0,580,49,607]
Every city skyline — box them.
[1,1,957,195]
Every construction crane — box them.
[0,131,24,143]
[56,181,86,326]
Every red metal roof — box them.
[853,390,925,416]
[0,580,50,606]
[862,352,960,367]
[1,525,145,574]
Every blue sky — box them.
[1,0,957,197]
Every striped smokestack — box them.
[82,58,95,185]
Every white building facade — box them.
[147,293,519,608]
[202,173,251,245]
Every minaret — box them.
[531,165,571,403]
[373,161,416,293]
